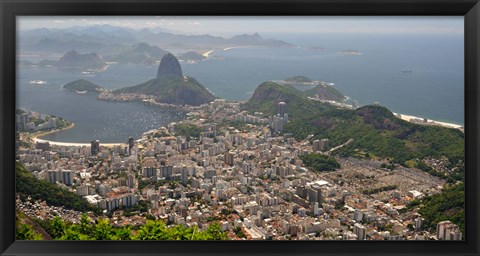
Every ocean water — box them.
[17,33,464,143]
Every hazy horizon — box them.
[18,16,463,38]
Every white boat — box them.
[76,90,88,94]
[29,80,47,85]
[81,71,95,75]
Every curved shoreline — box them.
[31,122,126,147]
[392,112,464,131]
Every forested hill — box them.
[244,81,464,182]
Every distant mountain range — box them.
[103,43,169,65]
[18,25,294,55]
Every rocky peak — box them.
[156,53,183,78]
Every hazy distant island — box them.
[19,50,108,71]
[338,49,363,56]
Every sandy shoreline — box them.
[31,122,126,147]
[202,50,214,57]
[32,137,126,147]
[393,112,463,130]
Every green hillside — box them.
[242,81,331,119]
[418,182,465,235]
[16,162,101,214]
[244,81,464,181]
[303,83,346,102]
[113,74,215,106]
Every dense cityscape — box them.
[16,97,463,240]
[15,17,465,241]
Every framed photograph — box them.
[1,0,479,256]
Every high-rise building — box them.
[436,221,462,240]
[296,186,308,199]
[35,141,50,151]
[143,167,157,178]
[313,140,321,152]
[320,139,329,151]
[277,102,287,117]
[127,173,135,188]
[272,114,284,133]
[128,137,134,155]
[414,217,424,231]
[19,113,29,131]
[224,152,234,166]
[61,170,73,186]
[91,140,100,155]
[353,223,366,240]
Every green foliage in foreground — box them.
[16,162,102,214]
[16,222,43,240]
[418,182,465,235]
[27,215,229,240]
[299,153,340,172]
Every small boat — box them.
[76,90,88,94]
[81,71,95,75]
[402,70,413,73]
[29,80,47,84]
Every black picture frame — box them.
[1,0,479,256]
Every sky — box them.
[18,16,463,37]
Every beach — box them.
[202,50,214,58]
[32,137,126,147]
[30,123,126,147]
[393,112,464,131]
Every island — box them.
[338,49,363,56]
[63,79,106,94]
